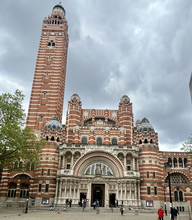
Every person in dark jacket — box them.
[120,205,124,216]
[172,207,179,220]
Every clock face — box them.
[83,111,88,117]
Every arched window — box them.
[139,140,142,144]
[7,183,17,198]
[57,137,59,142]
[174,188,184,202]
[81,137,87,144]
[97,138,102,145]
[144,139,148,143]
[174,191,178,201]
[150,139,153,143]
[31,163,35,171]
[46,136,48,141]
[51,136,54,141]
[173,158,177,168]
[111,138,117,145]
[20,184,29,198]
[47,41,55,48]
[165,173,189,184]
[179,191,183,201]
[19,161,23,169]
[184,158,187,168]
[26,162,30,171]
[179,158,182,168]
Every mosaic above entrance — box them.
[84,163,114,176]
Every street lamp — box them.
[25,184,30,213]
[163,186,167,216]
[164,162,173,219]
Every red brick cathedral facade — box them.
[0,4,192,212]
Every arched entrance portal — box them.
[91,184,105,207]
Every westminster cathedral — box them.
[0,3,192,212]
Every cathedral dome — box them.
[52,3,65,17]
[120,95,130,103]
[137,117,154,132]
[45,115,62,130]
[71,93,80,101]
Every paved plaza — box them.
[0,208,190,220]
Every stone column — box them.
[59,181,62,198]
[63,154,65,168]
[182,158,184,168]
[172,158,174,168]
[69,181,72,198]
[55,179,59,198]
[71,154,74,168]
[138,181,140,201]
[124,156,126,169]
[133,157,135,171]
[134,182,137,200]
[177,158,179,168]
[59,156,61,169]
[136,158,138,171]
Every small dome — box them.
[52,3,65,17]
[120,95,130,103]
[72,93,79,97]
[137,117,154,132]
[45,115,62,130]
[71,93,80,101]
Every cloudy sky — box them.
[0,0,192,151]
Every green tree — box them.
[0,90,43,170]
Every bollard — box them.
[57,208,61,214]
[23,209,25,213]
[135,210,138,215]
[96,208,100,214]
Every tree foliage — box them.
[181,134,192,152]
[0,90,44,170]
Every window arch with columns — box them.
[174,187,184,202]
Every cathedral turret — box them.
[118,95,134,145]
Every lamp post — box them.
[25,184,30,213]
[164,162,173,220]
[163,186,167,216]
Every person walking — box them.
[158,207,164,220]
[120,205,124,216]
[172,207,179,220]
[69,199,72,208]
[93,201,96,210]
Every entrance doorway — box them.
[109,193,116,207]
[80,193,87,206]
[91,184,105,207]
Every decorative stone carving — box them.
[83,111,88,117]
[92,176,105,182]
[112,111,117,118]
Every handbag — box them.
[123,208,125,211]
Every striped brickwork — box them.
[26,5,69,137]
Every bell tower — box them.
[27,4,69,137]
